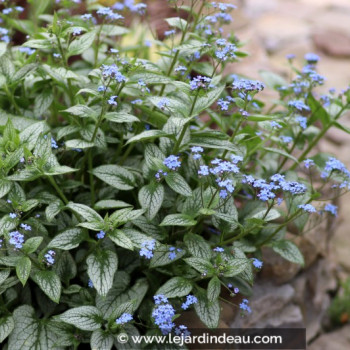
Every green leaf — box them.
[94,199,132,210]
[22,39,52,49]
[259,70,287,89]
[91,329,114,350]
[62,104,96,118]
[223,258,251,277]
[184,233,212,259]
[22,237,43,254]
[100,24,129,36]
[250,208,281,221]
[48,228,85,250]
[160,213,196,226]
[92,165,135,191]
[138,183,164,220]
[87,249,118,296]
[8,305,59,350]
[194,292,220,328]
[192,84,225,116]
[334,121,350,134]
[308,93,330,126]
[34,90,54,116]
[165,17,188,30]
[13,63,37,83]
[45,200,63,222]
[16,256,31,286]
[65,139,95,149]
[66,202,103,222]
[207,277,221,302]
[265,147,299,164]
[126,130,172,145]
[20,121,48,150]
[165,172,192,197]
[184,257,214,274]
[156,277,192,298]
[129,72,173,85]
[0,179,12,198]
[109,230,134,251]
[59,306,102,331]
[0,315,14,344]
[105,112,139,124]
[32,270,61,303]
[270,240,305,266]
[190,136,240,153]
[110,208,145,224]
[68,30,96,56]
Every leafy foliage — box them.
[0,0,349,348]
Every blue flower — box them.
[98,85,107,92]
[304,53,320,63]
[198,165,209,176]
[296,116,307,129]
[270,121,282,129]
[252,258,263,269]
[324,203,338,217]
[72,28,82,36]
[181,294,198,310]
[298,204,317,213]
[51,137,58,149]
[116,313,133,325]
[96,231,105,239]
[280,136,293,144]
[9,231,24,249]
[217,98,230,111]
[190,146,203,159]
[321,157,350,178]
[101,64,126,82]
[88,279,94,288]
[155,169,168,180]
[163,155,181,170]
[168,246,182,260]
[239,299,252,313]
[164,29,176,36]
[131,99,142,104]
[232,78,265,92]
[288,100,310,112]
[20,223,32,231]
[81,13,93,21]
[152,295,175,335]
[190,76,214,90]
[286,53,296,60]
[44,250,56,265]
[19,47,36,55]
[9,213,17,219]
[108,95,118,106]
[139,239,156,259]
[53,53,61,58]
[175,66,187,75]
[304,159,315,169]
[157,98,169,110]
[213,247,224,252]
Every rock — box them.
[231,281,297,327]
[260,246,301,284]
[313,30,350,57]
[308,325,350,350]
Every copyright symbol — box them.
[117,333,129,344]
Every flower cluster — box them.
[116,313,133,325]
[44,250,56,266]
[239,299,252,314]
[232,78,265,93]
[139,240,156,259]
[101,64,126,82]
[190,76,214,90]
[181,295,198,310]
[168,247,182,260]
[152,295,176,335]
[163,155,181,171]
[9,231,24,249]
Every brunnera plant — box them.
[0,0,349,348]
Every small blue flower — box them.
[155,169,168,180]
[198,165,209,176]
[280,136,293,144]
[304,53,320,63]
[19,47,36,55]
[88,279,94,288]
[239,299,252,313]
[44,250,56,265]
[96,231,105,239]
[51,137,58,149]
[288,100,310,112]
[116,313,133,325]
[53,53,61,58]
[9,213,17,219]
[213,247,224,252]
[157,98,169,110]
[139,239,156,259]
[163,155,181,170]
[152,295,175,335]
[72,28,82,36]
[324,203,338,217]
[181,294,198,310]
[252,258,263,269]
[304,159,315,169]
[298,204,317,213]
[270,121,282,129]
[108,95,118,106]
[9,231,24,249]
[164,29,176,36]
[20,223,32,231]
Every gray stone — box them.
[308,325,350,350]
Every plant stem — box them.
[47,176,68,204]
